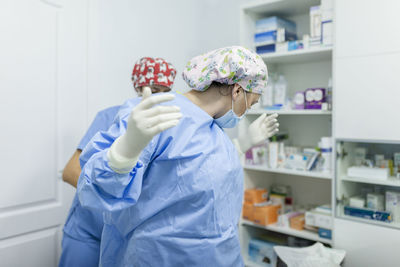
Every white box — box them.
[349,196,365,208]
[310,6,322,38]
[322,21,333,46]
[305,210,333,229]
[367,193,384,210]
[347,166,389,180]
[386,191,400,222]
[276,42,288,53]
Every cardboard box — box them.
[305,210,333,229]
[245,188,268,204]
[242,203,255,221]
[290,214,305,230]
[253,204,281,226]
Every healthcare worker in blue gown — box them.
[59,57,177,267]
[77,46,279,266]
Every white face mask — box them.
[214,91,248,128]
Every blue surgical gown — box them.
[59,105,120,267]
[78,94,244,267]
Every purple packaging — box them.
[245,149,254,165]
[305,88,326,109]
[293,91,305,109]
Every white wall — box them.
[86,0,246,121]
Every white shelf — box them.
[241,219,332,245]
[260,46,333,64]
[242,0,320,16]
[244,165,333,180]
[247,109,332,115]
[340,175,400,187]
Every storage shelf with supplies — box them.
[247,109,332,115]
[239,0,334,255]
[340,175,400,187]
[241,219,333,245]
[337,204,400,230]
[260,46,332,64]
[244,164,333,180]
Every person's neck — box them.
[184,89,228,118]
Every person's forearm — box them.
[62,150,82,188]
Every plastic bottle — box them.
[327,77,332,110]
[274,75,287,107]
[278,142,286,168]
[262,74,275,108]
[269,136,279,169]
[320,137,332,173]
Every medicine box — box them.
[253,204,281,226]
[290,214,305,231]
[347,166,389,180]
[254,29,297,45]
[386,191,400,222]
[305,210,333,229]
[244,188,268,204]
[242,203,254,221]
[318,228,332,239]
[344,206,392,222]
[256,44,275,54]
[367,193,384,210]
[248,239,277,267]
[349,195,365,208]
[255,16,296,34]
[305,88,326,109]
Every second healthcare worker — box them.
[59,57,177,267]
[77,46,279,266]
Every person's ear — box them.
[231,84,242,101]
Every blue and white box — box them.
[254,28,297,45]
[248,239,277,267]
[318,228,332,239]
[255,16,296,34]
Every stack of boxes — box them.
[310,0,334,47]
[254,16,297,54]
[254,0,334,55]
[305,204,333,239]
[243,188,281,226]
[346,190,400,224]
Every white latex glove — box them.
[108,87,182,172]
[236,113,279,154]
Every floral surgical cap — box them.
[182,46,268,94]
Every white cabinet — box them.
[334,218,400,267]
[335,0,400,58]
[334,53,400,141]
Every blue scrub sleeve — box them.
[77,106,120,151]
[77,106,157,212]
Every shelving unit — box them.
[239,1,334,264]
[335,140,400,231]
[241,219,332,244]
[244,164,333,180]
[247,109,332,115]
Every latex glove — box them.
[237,113,279,154]
[108,87,182,172]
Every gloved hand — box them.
[237,113,279,154]
[108,87,182,172]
